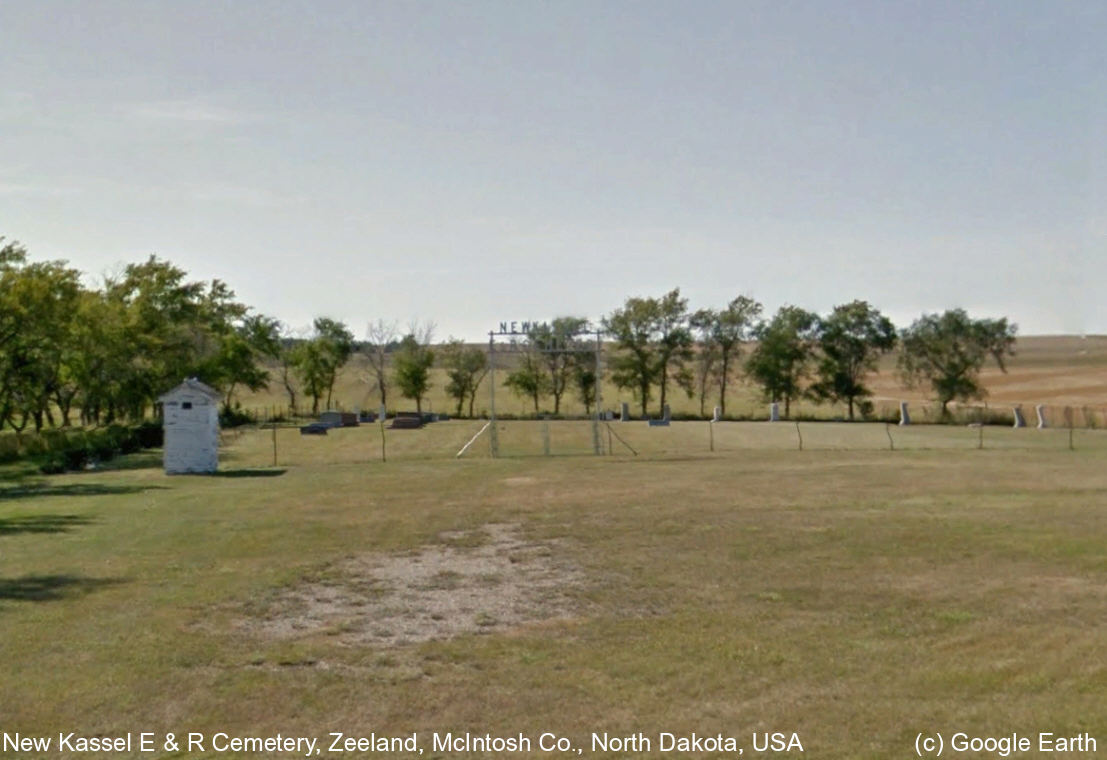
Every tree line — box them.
[284,293,1017,423]
[1,239,1017,432]
[1,240,281,432]
[595,289,1013,421]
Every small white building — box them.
[157,378,221,474]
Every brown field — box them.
[870,335,1107,405]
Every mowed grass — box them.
[1,423,1105,758]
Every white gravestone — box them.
[899,401,911,426]
[620,402,630,422]
[1036,405,1047,429]
[1012,406,1026,428]
[712,406,721,422]
[769,402,780,422]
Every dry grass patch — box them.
[244,523,585,647]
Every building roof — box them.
[157,377,222,403]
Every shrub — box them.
[220,404,255,428]
[37,453,67,474]
[0,435,22,464]
[114,424,142,454]
[134,421,163,448]
[61,446,90,471]
[31,421,164,474]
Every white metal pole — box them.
[592,329,602,455]
[488,332,499,457]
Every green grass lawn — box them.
[1,423,1104,758]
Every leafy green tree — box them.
[276,327,301,414]
[504,350,550,414]
[746,306,818,418]
[0,241,83,431]
[203,313,282,410]
[290,318,355,414]
[603,289,693,417]
[102,256,287,419]
[51,290,104,427]
[289,339,329,415]
[313,317,355,409]
[809,300,897,420]
[690,338,720,417]
[103,256,208,418]
[0,238,30,358]
[526,316,590,415]
[570,353,598,416]
[653,289,694,415]
[898,309,1017,416]
[393,327,435,415]
[603,296,658,417]
[68,291,129,426]
[441,339,488,417]
[692,296,762,416]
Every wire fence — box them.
[218,418,1107,470]
[5,400,1098,473]
[238,400,1107,429]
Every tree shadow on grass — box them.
[0,574,125,603]
[0,514,94,535]
[0,462,43,484]
[97,451,163,472]
[0,483,165,501]
[212,468,287,478]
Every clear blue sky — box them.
[2,1,1103,338]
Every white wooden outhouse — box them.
[157,378,221,474]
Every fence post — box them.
[380,416,387,463]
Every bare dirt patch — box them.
[245,523,585,646]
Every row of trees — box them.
[602,289,1015,420]
[0,238,477,430]
[1,239,1017,431]
[384,289,1015,422]
[282,319,472,419]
